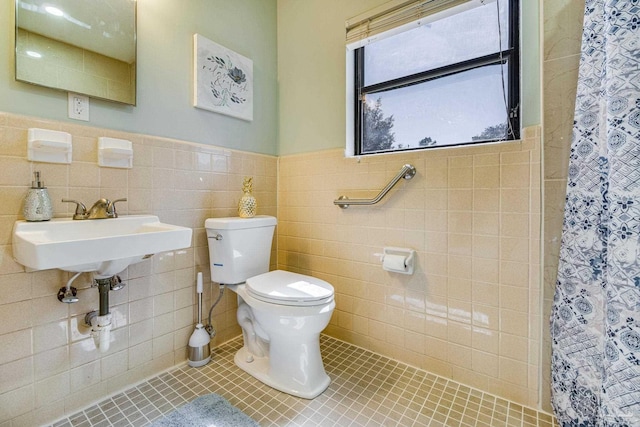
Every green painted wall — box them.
[521,0,541,128]
[277,0,542,155]
[1,0,540,157]
[1,0,278,155]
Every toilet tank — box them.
[205,215,277,285]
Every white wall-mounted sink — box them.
[12,215,192,278]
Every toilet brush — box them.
[188,272,211,367]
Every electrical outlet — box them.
[68,92,89,121]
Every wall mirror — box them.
[15,0,136,105]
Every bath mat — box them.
[151,393,259,427]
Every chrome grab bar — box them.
[334,164,416,209]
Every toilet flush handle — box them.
[209,233,223,241]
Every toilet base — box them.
[234,346,330,399]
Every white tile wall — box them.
[0,110,546,424]
[0,112,277,425]
[278,128,542,407]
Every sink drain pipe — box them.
[97,278,111,316]
[87,277,115,353]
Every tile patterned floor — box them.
[51,335,558,427]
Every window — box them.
[347,0,519,156]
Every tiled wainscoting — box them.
[0,112,276,425]
[0,112,549,424]
[277,128,543,407]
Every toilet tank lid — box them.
[246,270,334,303]
[205,215,276,230]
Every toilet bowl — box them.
[205,216,335,399]
[230,270,335,399]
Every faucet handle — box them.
[62,199,87,220]
[108,198,127,218]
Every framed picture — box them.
[193,34,253,121]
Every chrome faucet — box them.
[62,198,127,219]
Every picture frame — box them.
[193,34,253,121]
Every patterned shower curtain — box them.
[550,0,640,426]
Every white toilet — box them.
[205,215,335,399]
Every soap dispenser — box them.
[23,171,53,221]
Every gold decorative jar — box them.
[238,177,257,218]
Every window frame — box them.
[351,0,520,156]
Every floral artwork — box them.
[193,34,253,121]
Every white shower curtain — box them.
[551,0,640,426]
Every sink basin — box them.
[12,215,192,277]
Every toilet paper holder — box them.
[382,247,415,275]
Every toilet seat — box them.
[246,270,334,306]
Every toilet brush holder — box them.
[188,324,211,367]
[188,272,211,367]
